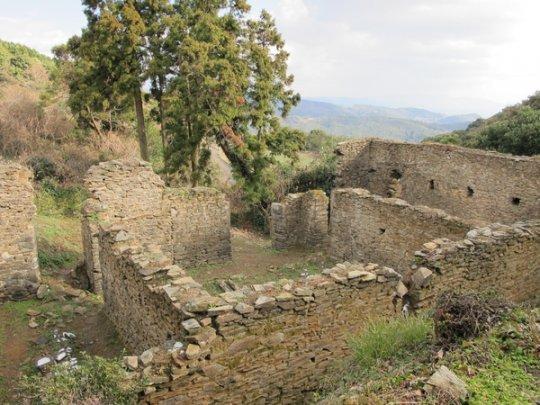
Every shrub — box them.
[27,156,58,181]
[349,315,432,370]
[21,354,142,405]
[35,180,88,217]
[434,291,512,346]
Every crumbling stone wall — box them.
[412,220,540,307]
[82,160,168,293]
[98,218,539,404]
[335,139,540,225]
[270,190,329,249]
[330,188,470,271]
[0,161,39,300]
[163,188,231,267]
[82,160,231,293]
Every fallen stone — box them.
[396,281,408,298]
[422,241,438,250]
[140,349,154,366]
[28,319,39,329]
[36,357,52,370]
[74,306,87,315]
[36,284,48,299]
[124,356,139,370]
[181,318,201,334]
[412,267,433,288]
[426,366,468,401]
[185,344,201,360]
[26,309,41,317]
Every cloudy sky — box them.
[2,0,539,116]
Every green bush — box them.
[21,354,141,405]
[349,316,432,370]
[35,180,88,217]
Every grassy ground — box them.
[187,228,334,294]
[317,307,540,404]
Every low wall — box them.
[163,188,231,267]
[335,139,540,225]
[270,190,329,249]
[412,220,540,307]
[98,218,539,404]
[0,161,40,300]
[330,188,470,271]
[82,160,231,292]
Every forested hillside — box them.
[425,92,540,156]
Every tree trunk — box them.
[133,88,149,161]
[158,75,166,150]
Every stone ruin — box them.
[2,137,538,403]
[81,159,231,293]
[0,161,40,301]
[77,140,538,404]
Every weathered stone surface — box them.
[271,190,329,250]
[412,267,433,288]
[426,366,468,400]
[234,302,254,315]
[181,318,201,335]
[335,138,540,225]
[0,162,40,301]
[124,356,139,370]
[254,296,276,309]
[82,159,231,293]
[185,344,201,360]
[139,349,154,366]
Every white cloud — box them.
[250,0,540,115]
[0,17,71,55]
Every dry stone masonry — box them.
[329,188,471,271]
[82,159,230,293]
[0,161,40,300]
[77,140,539,403]
[270,189,329,249]
[335,138,540,225]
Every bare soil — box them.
[187,228,335,291]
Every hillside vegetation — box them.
[425,92,540,156]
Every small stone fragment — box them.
[181,318,201,335]
[234,302,254,314]
[140,349,154,366]
[254,296,276,309]
[28,319,39,329]
[426,366,468,401]
[124,356,139,370]
[412,267,433,288]
[185,344,201,360]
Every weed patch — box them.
[21,354,142,405]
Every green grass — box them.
[349,315,433,370]
[21,354,142,405]
[34,181,86,272]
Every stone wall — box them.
[97,218,539,404]
[82,160,168,293]
[330,188,470,271]
[0,161,40,300]
[163,188,231,267]
[412,220,540,307]
[270,190,329,249]
[335,139,540,225]
[82,160,231,293]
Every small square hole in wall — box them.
[467,186,474,197]
[429,180,435,190]
[379,228,386,235]
[390,169,402,180]
[512,197,521,206]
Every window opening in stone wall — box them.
[512,197,521,206]
[390,169,402,179]
[467,186,474,197]
[429,180,435,190]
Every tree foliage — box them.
[426,92,540,156]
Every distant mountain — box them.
[284,100,480,142]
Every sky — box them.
[1,0,539,116]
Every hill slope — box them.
[284,100,479,142]
[425,92,540,156]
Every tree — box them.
[59,0,174,160]
[164,2,302,194]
